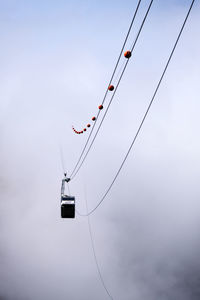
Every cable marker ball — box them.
[108,85,114,91]
[92,117,96,121]
[87,124,91,128]
[124,50,131,58]
[98,105,103,110]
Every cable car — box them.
[61,177,75,218]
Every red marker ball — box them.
[108,85,114,91]
[124,50,131,59]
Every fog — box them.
[0,0,200,299]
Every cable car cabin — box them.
[61,195,75,218]
[61,178,75,218]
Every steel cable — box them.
[70,0,142,178]
[84,187,114,299]
[71,0,154,180]
[76,0,195,216]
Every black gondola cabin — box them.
[61,178,75,218]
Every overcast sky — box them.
[0,0,200,299]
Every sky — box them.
[0,0,200,299]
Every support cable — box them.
[59,146,71,194]
[59,146,67,175]
[71,0,154,180]
[84,186,114,299]
[76,0,195,216]
[70,0,142,178]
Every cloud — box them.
[0,1,199,299]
